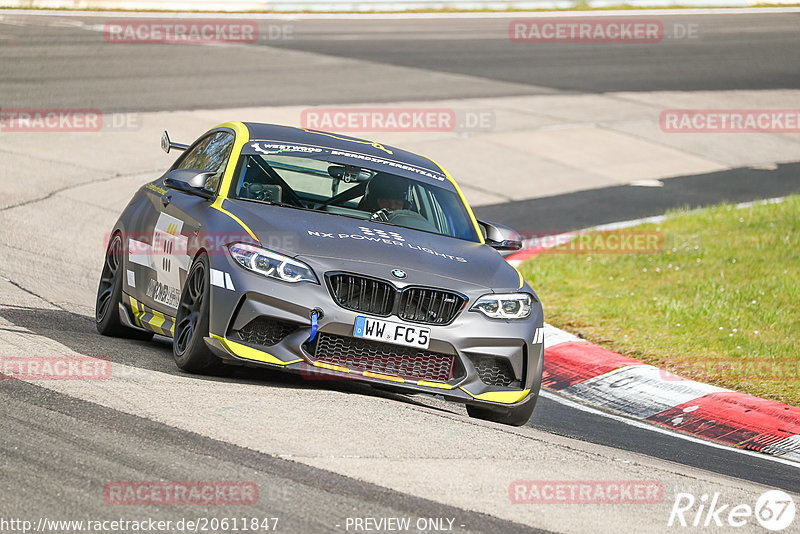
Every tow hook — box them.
[307,308,324,342]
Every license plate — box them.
[353,316,430,349]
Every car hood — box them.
[223,200,522,291]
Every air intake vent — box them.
[310,333,456,382]
[233,317,298,347]
[468,354,517,387]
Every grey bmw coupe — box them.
[95,122,544,425]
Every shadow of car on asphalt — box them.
[0,304,459,415]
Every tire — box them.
[466,390,539,427]
[173,252,223,374]
[95,233,153,341]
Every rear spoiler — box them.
[161,130,190,154]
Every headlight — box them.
[470,293,533,320]
[228,243,318,284]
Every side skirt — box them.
[122,294,175,337]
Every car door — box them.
[130,130,235,322]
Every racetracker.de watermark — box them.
[103,20,292,44]
[509,19,699,43]
[521,230,664,254]
[300,108,495,132]
[509,480,664,504]
[660,110,800,133]
[104,481,258,506]
[0,109,140,132]
[660,359,800,381]
[116,231,297,258]
[0,356,111,381]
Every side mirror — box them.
[161,130,190,154]
[164,169,215,199]
[478,220,523,251]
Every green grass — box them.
[520,196,800,406]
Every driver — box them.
[358,173,409,213]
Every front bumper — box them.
[204,253,544,408]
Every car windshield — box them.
[231,153,481,242]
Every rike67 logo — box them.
[668,490,796,531]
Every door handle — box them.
[162,194,172,207]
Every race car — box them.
[95,122,544,426]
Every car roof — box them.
[242,122,448,184]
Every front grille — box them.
[311,333,455,382]
[327,273,465,325]
[328,274,394,316]
[233,317,298,347]
[399,287,465,325]
[468,355,517,387]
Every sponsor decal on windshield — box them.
[248,142,446,182]
[252,142,325,156]
[328,149,445,181]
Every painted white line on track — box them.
[540,389,800,470]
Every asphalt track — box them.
[0,12,798,110]
[1,10,800,533]
[1,377,537,534]
[473,162,800,231]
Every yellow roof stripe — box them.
[209,121,259,243]
[420,155,485,245]
[211,198,258,242]
[514,265,524,289]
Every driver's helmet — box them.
[358,173,409,212]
